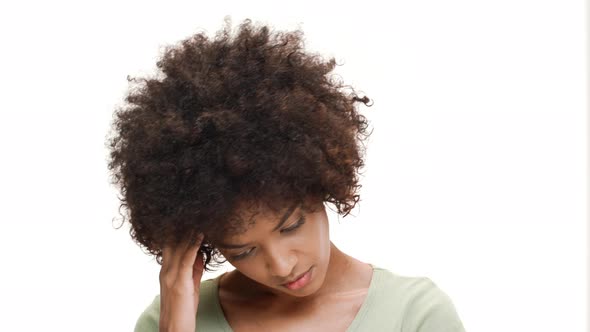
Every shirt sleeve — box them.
[401,278,466,332]
[133,296,160,332]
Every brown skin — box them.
[215,200,374,331]
[159,235,205,332]
[158,199,373,331]
[218,199,332,300]
[218,250,372,332]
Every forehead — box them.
[215,201,300,242]
[241,197,304,218]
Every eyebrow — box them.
[217,203,299,250]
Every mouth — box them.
[281,266,313,290]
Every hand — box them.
[158,234,205,332]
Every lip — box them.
[281,267,313,290]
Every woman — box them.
[107,18,466,332]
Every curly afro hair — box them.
[106,18,372,270]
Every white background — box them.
[0,1,586,331]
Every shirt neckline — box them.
[209,264,380,332]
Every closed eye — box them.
[281,216,305,233]
[229,216,306,261]
[231,247,254,260]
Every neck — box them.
[315,242,355,295]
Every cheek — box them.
[314,217,331,258]
[222,251,266,276]
[234,260,273,286]
[304,216,330,254]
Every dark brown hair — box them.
[106,18,372,270]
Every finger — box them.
[162,245,172,266]
[193,252,205,291]
[170,238,193,270]
[194,251,204,274]
[180,234,204,273]
[178,235,204,280]
[160,245,175,280]
[161,238,191,280]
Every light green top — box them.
[134,266,466,331]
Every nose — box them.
[265,246,297,279]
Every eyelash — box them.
[230,217,306,260]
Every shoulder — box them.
[133,294,160,332]
[370,267,466,332]
[133,278,219,332]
